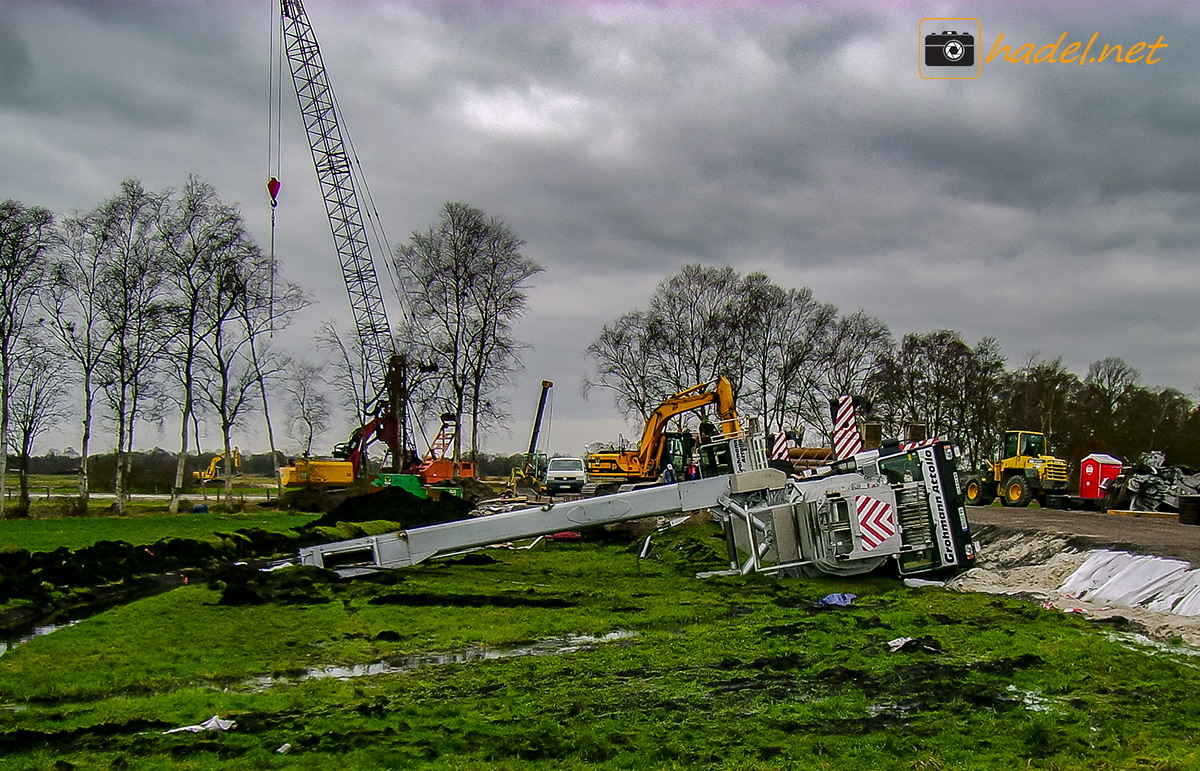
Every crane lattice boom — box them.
[280,0,392,396]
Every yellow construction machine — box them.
[585,376,740,492]
[192,447,243,483]
[507,380,554,497]
[962,430,1069,507]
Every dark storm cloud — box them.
[2,0,1196,454]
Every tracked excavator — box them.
[584,377,740,494]
[192,447,242,484]
[300,417,978,581]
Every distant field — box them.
[4,473,283,499]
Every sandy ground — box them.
[967,505,1200,566]
[957,507,1200,645]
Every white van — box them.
[543,456,587,494]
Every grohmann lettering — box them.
[986,32,1167,64]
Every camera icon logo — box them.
[925,31,974,66]
[919,19,981,79]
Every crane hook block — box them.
[267,176,281,208]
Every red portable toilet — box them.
[1079,453,1122,499]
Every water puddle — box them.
[239,630,637,692]
[1106,631,1200,669]
[0,621,78,657]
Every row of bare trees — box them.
[585,265,1200,469]
[316,202,543,462]
[584,265,891,446]
[2,189,542,518]
[0,178,308,517]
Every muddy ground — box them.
[968,505,1200,566]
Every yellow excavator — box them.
[585,376,740,493]
[192,447,242,484]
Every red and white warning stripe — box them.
[770,430,790,460]
[855,495,896,551]
[832,395,863,460]
[899,438,940,452]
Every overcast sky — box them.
[2,0,1197,458]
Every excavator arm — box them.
[630,376,741,475]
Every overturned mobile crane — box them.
[300,415,978,579]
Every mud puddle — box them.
[237,630,637,692]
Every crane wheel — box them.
[1001,476,1033,508]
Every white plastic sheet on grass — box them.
[1059,551,1200,616]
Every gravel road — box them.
[968,505,1200,567]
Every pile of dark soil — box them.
[0,528,304,633]
[453,477,504,503]
[271,487,355,513]
[302,486,474,532]
[211,563,340,606]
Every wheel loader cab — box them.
[1004,430,1045,460]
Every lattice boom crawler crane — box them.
[300,422,978,580]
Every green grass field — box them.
[0,507,317,552]
[0,519,1197,770]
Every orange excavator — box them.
[585,376,740,493]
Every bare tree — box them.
[92,180,174,513]
[42,211,118,514]
[0,200,55,518]
[1086,357,1141,417]
[158,176,257,512]
[585,266,852,445]
[812,310,891,438]
[644,265,745,394]
[5,335,71,516]
[583,310,660,423]
[869,330,1006,465]
[734,275,837,439]
[316,319,371,424]
[1003,354,1081,450]
[394,202,542,462]
[284,360,332,455]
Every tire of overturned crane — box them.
[1000,475,1033,508]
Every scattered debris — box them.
[163,715,236,734]
[887,636,941,653]
[818,593,857,607]
[1104,451,1200,512]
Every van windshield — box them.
[547,459,584,472]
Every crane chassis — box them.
[300,430,978,580]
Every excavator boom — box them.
[586,376,740,484]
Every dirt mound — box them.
[211,563,339,606]
[271,487,354,513]
[0,529,306,634]
[303,486,473,531]
[454,477,505,503]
